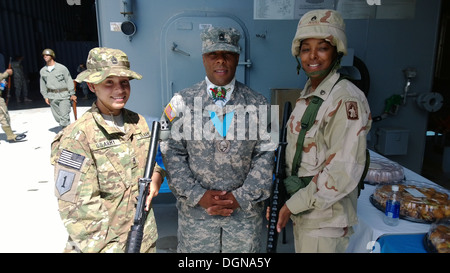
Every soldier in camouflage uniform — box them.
[11,56,32,102]
[0,69,27,142]
[160,27,275,253]
[275,10,372,252]
[51,47,166,253]
[40,49,76,130]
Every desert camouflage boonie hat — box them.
[75,47,142,84]
[201,27,241,54]
[292,9,347,56]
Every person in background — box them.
[40,48,77,130]
[11,55,32,103]
[0,68,27,143]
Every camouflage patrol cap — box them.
[292,9,347,56]
[201,27,241,54]
[75,47,142,84]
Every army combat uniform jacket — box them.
[51,103,165,253]
[285,70,372,234]
[161,80,274,220]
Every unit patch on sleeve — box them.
[345,101,359,120]
[56,169,76,196]
[164,104,176,122]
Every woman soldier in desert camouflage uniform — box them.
[275,10,372,253]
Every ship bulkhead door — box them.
[161,13,249,104]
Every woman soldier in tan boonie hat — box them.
[51,47,165,253]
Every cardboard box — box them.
[271,88,301,125]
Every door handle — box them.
[238,59,252,68]
[172,43,191,56]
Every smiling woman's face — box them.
[88,76,131,115]
[299,38,337,86]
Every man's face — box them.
[202,51,239,86]
[43,55,53,63]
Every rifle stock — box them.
[5,57,12,106]
[266,101,292,253]
[125,121,161,253]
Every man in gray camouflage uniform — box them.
[160,27,275,253]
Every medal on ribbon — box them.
[209,110,234,153]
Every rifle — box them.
[5,57,12,106]
[125,121,161,253]
[266,101,292,253]
[72,81,78,120]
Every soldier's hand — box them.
[5,69,13,76]
[198,190,235,216]
[70,95,77,103]
[45,98,50,105]
[145,172,163,211]
[277,204,292,233]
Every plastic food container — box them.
[364,157,405,185]
[371,181,450,223]
[424,218,450,253]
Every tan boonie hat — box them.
[201,27,241,54]
[75,47,142,84]
[292,9,347,56]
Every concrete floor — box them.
[0,104,294,253]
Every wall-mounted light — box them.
[120,0,136,41]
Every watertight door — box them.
[161,13,248,104]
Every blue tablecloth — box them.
[376,233,428,253]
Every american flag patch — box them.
[58,150,85,170]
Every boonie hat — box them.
[75,47,142,84]
[201,27,241,54]
[292,9,347,56]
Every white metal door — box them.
[161,13,249,104]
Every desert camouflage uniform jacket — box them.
[285,70,372,231]
[160,80,275,219]
[51,103,165,253]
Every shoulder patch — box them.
[345,101,359,120]
[58,150,85,170]
[56,170,76,196]
[164,104,177,122]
